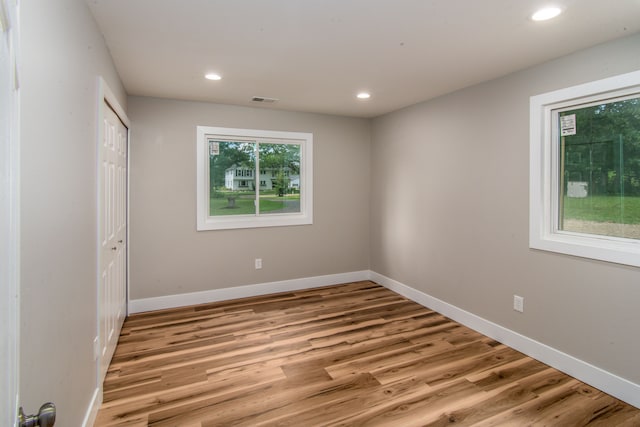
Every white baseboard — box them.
[128,270,371,314]
[369,271,640,410]
[82,387,101,427]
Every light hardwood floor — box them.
[95,281,640,426]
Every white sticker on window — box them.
[560,114,576,136]
[209,140,219,155]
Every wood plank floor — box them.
[95,281,640,426]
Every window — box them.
[530,70,640,267]
[197,126,313,230]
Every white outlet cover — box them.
[513,295,524,313]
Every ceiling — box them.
[86,0,640,118]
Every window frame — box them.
[529,70,640,267]
[196,126,313,231]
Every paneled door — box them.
[99,100,128,382]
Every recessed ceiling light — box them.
[205,73,222,81]
[531,7,562,21]
[357,92,371,99]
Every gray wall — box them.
[128,97,370,299]
[16,3,640,423]
[371,34,640,385]
[20,0,126,424]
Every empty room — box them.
[2,0,640,426]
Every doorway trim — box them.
[0,0,20,424]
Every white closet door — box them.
[99,100,128,382]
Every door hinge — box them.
[18,402,56,427]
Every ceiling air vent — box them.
[252,96,279,103]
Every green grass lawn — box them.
[563,195,640,224]
[210,193,300,216]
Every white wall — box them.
[20,0,126,424]
[371,34,640,386]
[128,96,370,300]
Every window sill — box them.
[197,212,313,231]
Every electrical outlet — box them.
[513,295,524,313]
[255,258,262,269]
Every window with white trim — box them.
[530,70,640,267]
[197,126,313,230]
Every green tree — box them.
[259,143,300,173]
[562,97,640,196]
[271,171,290,197]
[259,143,300,196]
